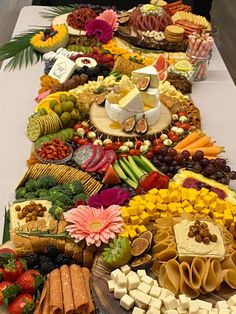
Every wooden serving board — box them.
[90,102,171,139]
[91,254,132,314]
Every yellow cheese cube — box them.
[132,225,139,231]
[209,202,217,211]
[129,199,138,207]
[148,188,159,195]
[177,207,184,214]
[184,205,194,214]
[139,199,147,205]
[144,194,155,202]
[133,195,143,202]
[225,201,234,210]
[156,195,164,204]
[160,212,168,218]
[215,199,224,212]
[182,200,190,208]
[181,188,189,201]
[168,182,179,193]
[200,187,209,197]
[201,208,210,215]
[208,191,218,202]
[138,204,146,214]
[121,210,129,223]
[153,212,160,220]
[202,195,215,206]
[170,190,181,202]
[146,202,156,214]
[137,225,147,234]
[127,207,138,216]
[129,229,138,240]
[119,231,129,238]
[140,211,150,225]
[156,203,168,211]
[130,215,140,224]
[159,189,170,203]
[231,206,236,215]
[167,203,179,214]
[223,214,234,227]
[124,225,132,231]
[213,212,224,219]
[194,202,205,212]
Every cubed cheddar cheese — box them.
[181,188,189,201]
[213,212,224,219]
[139,211,150,224]
[138,205,146,214]
[200,187,209,197]
[127,207,138,216]
[121,210,129,223]
[137,225,147,234]
[209,202,218,211]
[202,194,215,206]
[130,215,140,224]
[129,229,138,240]
[146,202,156,214]
[144,194,156,203]
[129,200,138,207]
[156,203,168,211]
[201,208,210,215]
[170,190,181,202]
[184,205,194,214]
[182,200,190,208]
[133,195,143,202]
[168,182,180,192]
[119,231,129,238]
[148,188,159,195]
[167,203,179,215]
[194,202,205,211]
[159,189,170,203]
[223,214,234,227]
[156,195,164,204]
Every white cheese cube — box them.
[153,280,159,286]
[117,273,127,288]
[111,269,122,282]
[127,271,137,277]
[219,310,230,314]
[137,282,151,294]
[149,297,162,310]
[120,294,135,310]
[178,295,189,310]
[228,295,236,307]
[189,300,199,314]
[137,269,147,279]
[127,275,140,290]
[129,289,137,300]
[141,275,154,286]
[209,309,219,314]
[120,264,131,275]
[176,306,187,314]
[107,280,115,292]
[114,285,127,299]
[149,286,161,298]
[164,310,178,314]
[163,296,178,310]
[135,299,147,310]
[197,299,213,311]
[216,301,228,310]
[198,310,208,314]
[132,307,146,314]
[135,290,151,306]
[159,288,174,301]
[147,306,161,314]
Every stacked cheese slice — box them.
[108,266,236,314]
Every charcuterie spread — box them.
[0,2,236,314]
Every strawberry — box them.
[3,261,19,282]
[16,259,27,277]
[16,270,44,295]
[0,281,21,305]
[0,249,16,268]
[8,293,34,314]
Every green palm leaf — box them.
[40,5,75,20]
[0,29,44,71]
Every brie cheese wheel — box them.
[131,65,159,88]
[105,99,161,126]
[141,88,159,108]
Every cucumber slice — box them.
[113,161,127,180]
[140,155,163,174]
[128,156,146,179]
[119,159,138,183]
[125,178,138,189]
[133,156,152,173]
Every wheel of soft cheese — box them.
[105,99,161,126]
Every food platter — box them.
[0,1,236,314]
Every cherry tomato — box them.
[114,140,123,148]
[73,123,83,131]
[152,138,163,146]
[117,153,128,160]
[84,127,90,133]
[135,140,142,149]
[178,111,186,117]
[129,149,140,156]
[77,138,89,146]
[72,135,80,144]
[144,151,154,160]
[105,143,117,151]
[173,121,181,127]
[168,132,179,142]
[153,143,164,153]
[179,123,191,131]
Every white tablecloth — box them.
[0,6,236,242]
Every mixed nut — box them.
[139,30,165,41]
[15,201,47,222]
[188,220,218,245]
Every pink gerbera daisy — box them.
[64,205,123,247]
[85,19,113,44]
[97,9,119,31]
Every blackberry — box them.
[44,245,59,258]
[25,253,39,268]
[55,254,73,267]
[38,255,52,265]
[39,261,56,275]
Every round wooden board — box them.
[90,102,171,138]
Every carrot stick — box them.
[174,131,203,149]
[177,146,224,156]
[184,135,211,149]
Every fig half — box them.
[131,237,149,257]
[139,230,153,251]
[131,254,153,270]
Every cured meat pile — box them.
[129,7,172,32]
[66,7,97,30]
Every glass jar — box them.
[187,49,212,82]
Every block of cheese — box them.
[119,86,144,112]
[141,88,159,108]
[146,306,161,314]
[49,55,77,83]
[120,294,135,310]
[216,301,228,310]
[197,300,212,311]
[132,65,159,88]
[132,307,145,314]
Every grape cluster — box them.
[75,63,111,81]
[152,148,236,185]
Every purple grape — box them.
[200,158,210,167]
[194,150,204,160]
[219,177,229,185]
[215,171,224,179]
[181,150,190,159]
[168,148,177,157]
[175,154,184,163]
[204,165,215,175]
[215,158,226,169]
[166,172,174,178]
[163,155,173,164]
[168,166,176,173]
[193,163,202,173]
[224,166,231,173]
[160,165,169,174]
[160,147,168,156]
[230,171,236,180]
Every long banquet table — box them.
[0,5,236,242]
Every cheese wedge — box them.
[141,88,159,108]
[119,86,144,112]
[132,66,159,88]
